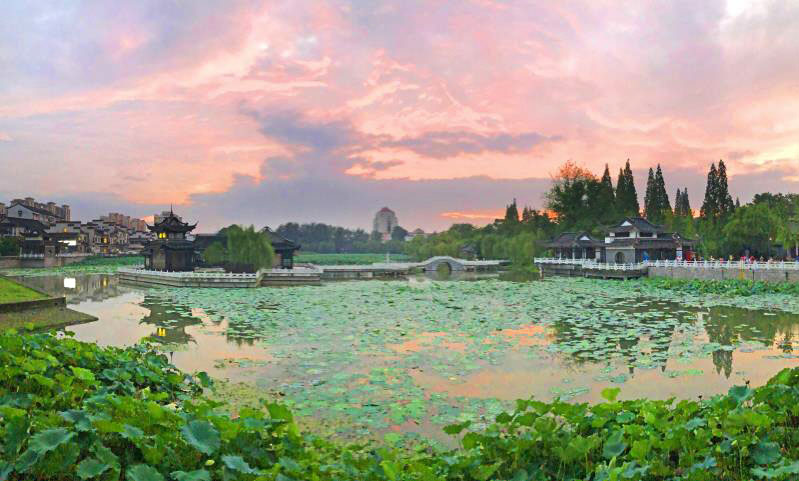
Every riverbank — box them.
[0,276,97,330]
[5,330,799,480]
[0,276,46,303]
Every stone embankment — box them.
[535,258,799,284]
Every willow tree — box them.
[202,241,227,265]
[205,225,275,272]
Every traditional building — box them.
[194,227,301,269]
[0,217,50,255]
[372,207,398,242]
[261,227,301,269]
[143,210,197,271]
[545,217,695,263]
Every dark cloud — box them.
[246,109,556,163]
[368,160,404,171]
[246,109,367,154]
[385,131,559,158]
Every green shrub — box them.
[644,277,799,297]
[7,331,799,480]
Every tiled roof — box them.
[7,202,60,218]
[0,217,47,231]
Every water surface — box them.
[14,272,799,440]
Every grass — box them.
[0,306,97,331]
[0,276,47,304]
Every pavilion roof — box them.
[261,227,301,251]
[610,217,666,234]
[147,210,197,234]
[545,231,602,248]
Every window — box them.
[18,210,22,217]
[158,232,167,239]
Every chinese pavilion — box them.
[545,217,695,263]
[143,210,197,271]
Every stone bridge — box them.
[416,256,504,272]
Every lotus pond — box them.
[10,272,799,444]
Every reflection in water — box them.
[139,296,204,345]
[12,272,799,409]
[13,274,129,304]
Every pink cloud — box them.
[1,1,799,230]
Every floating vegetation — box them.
[63,275,796,441]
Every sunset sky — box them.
[1,1,798,232]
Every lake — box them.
[12,272,799,443]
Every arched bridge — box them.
[415,256,505,272]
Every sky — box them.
[1,0,798,232]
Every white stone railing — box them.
[534,257,799,271]
[533,258,647,271]
[118,267,257,279]
[649,259,799,270]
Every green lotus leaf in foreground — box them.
[5,330,799,480]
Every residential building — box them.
[101,212,148,232]
[372,207,398,242]
[7,197,70,224]
[47,221,89,253]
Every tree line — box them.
[274,222,406,254]
[405,159,799,263]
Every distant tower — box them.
[372,207,398,241]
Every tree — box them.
[682,188,692,217]
[391,225,408,241]
[504,198,520,223]
[615,159,640,217]
[211,225,275,272]
[722,203,779,257]
[700,163,719,221]
[202,241,227,265]
[777,218,799,259]
[545,161,600,231]
[716,160,735,218]
[0,237,20,256]
[644,167,656,220]
[597,164,616,221]
[654,165,671,219]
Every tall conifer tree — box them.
[716,159,735,218]
[675,189,684,216]
[597,164,616,222]
[701,163,719,220]
[644,167,656,220]
[616,159,640,217]
[683,188,691,217]
[504,198,520,223]
[655,165,671,218]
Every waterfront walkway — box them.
[534,258,799,283]
[118,256,507,287]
